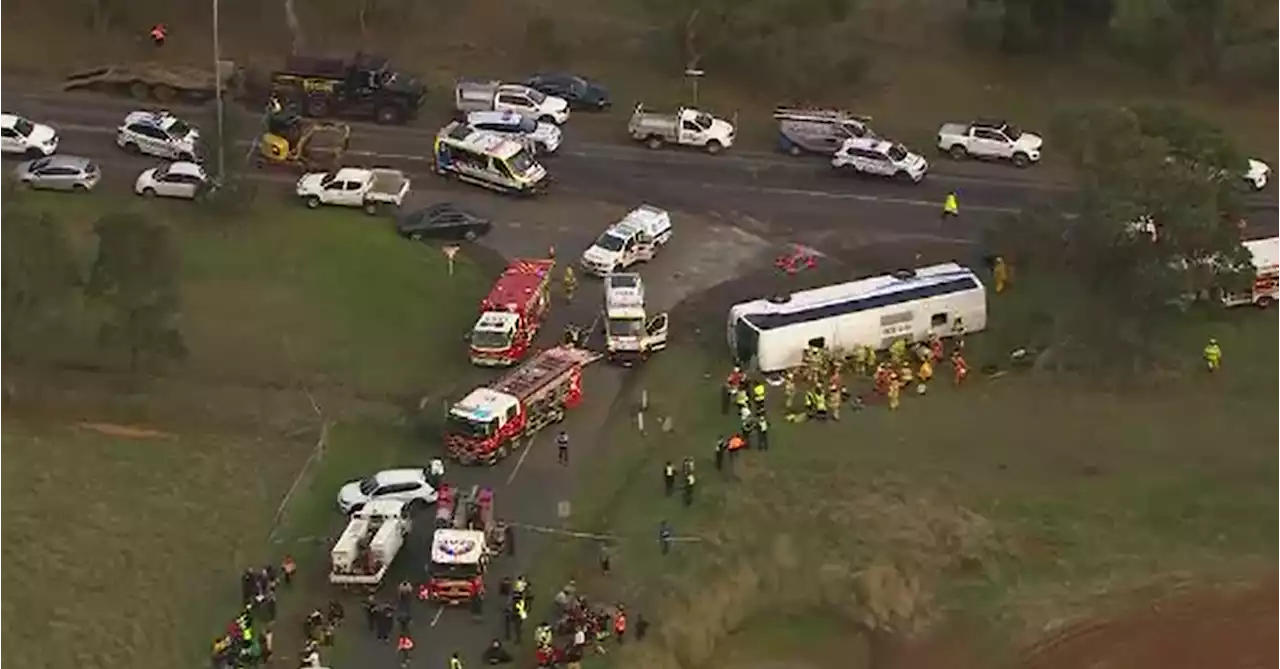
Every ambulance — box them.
[433,121,548,195]
[1223,236,1278,307]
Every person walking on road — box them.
[663,461,675,496]
[755,415,769,451]
[557,430,569,465]
[1203,337,1222,372]
[598,540,613,574]
[683,470,696,507]
[659,520,673,555]
[942,191,959,221]
[512,597,527,642]
[714,438,725,471]
[450,651,465,669]
[993,256,1011,293]
[562,266,578,303]
[149,23,168,47]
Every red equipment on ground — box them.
[444,346,602,465]
[469,258,555,367]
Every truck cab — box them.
[426,528,489,603]
[604,273,668,365]
[470,312,521,364]
[579,205,673,276]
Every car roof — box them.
[124,110,184,131]
[845,137,898,153]
[372,468,426,485]
[0,112,23,127]
[467,110,531,127]
[37,154,93,170]
[328,167,370,181]
[166,161,206,177]
[445,127,524,160]
[973,118,1009,129]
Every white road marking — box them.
[505,437,535,485]
[430,607,444,628]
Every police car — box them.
[1,112,60,158]
[115,110,201,161]
[832,137,929,184]
[465,110,562,154]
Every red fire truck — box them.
[469,258,555,367]
[422,483,507,604]
[445,346,602,465]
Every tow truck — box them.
[603,273,669,366]
[444,346,602,465]
[329,499,413,586]
[470,259,555,367]
[424,484,508,604]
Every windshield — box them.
[357,476,379,496]
[607,318,645,337]
[166,120,192,138]
[29,157,51,171]
[430,561,480,579]
[471,328,513,350]
[446,413,495,439]
[526,88,546,104]
[319,172,337,187]
[887,144,909,162]
[12,117,33,137]
[507,149,537,175]
[594,233,626,252]
[569,79,587,95]
[694,113,713,130]
[1004,124,1022,140]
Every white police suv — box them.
[832,137,929,184]
[1,113,59,158]
[116,110,201,161]
[465,110,562,154]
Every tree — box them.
[197,102,259,219]
[85,212,187,371]
[1,209,83,361]
[988,103,1251,369]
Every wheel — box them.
[788,144,803,157]
[123,142,142,156]
[539,115,557,125]
[142,187,157,198]
[464,229,478,242]
[705,140,723,155]
[409,232,423,241]
[1012,152,1031,168]
[128,81,149,100]
[948,144,967,160]
[152,85,176,103]
[375,106,403,125]
[895,171,918,184]
[72,183,87,193]
[363,201,381,216]
[1257,296,1274,308]
[18,178,33,190]
[645,136,663,150]
[305,195,321,209]
[306,97,330,117]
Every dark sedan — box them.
[523,73,611,111]
[395,203,492,242]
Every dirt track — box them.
[1018,581,1278,669]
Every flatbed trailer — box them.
[63,60,242,104]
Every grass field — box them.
[2,194,491,669]
[528,276,1278,668]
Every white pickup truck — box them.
[936,119,1043,167]
[628,104,736,154]
[455,80,570,125]
[329,499,413,586]
[296,167,410,215]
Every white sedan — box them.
[134,161,214,200]
[336,461,444,515]
[1,112,59,158]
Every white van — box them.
[433,122,548,195]
[579,205,673,276]
[727,264,986,373]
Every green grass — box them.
[2,193,491,669]
[0,421,311,669]
[528,288,1278,668]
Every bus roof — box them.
[734,263,982,332]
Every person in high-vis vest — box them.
[751,380,766,409]
[663,461,676,496]
[450,651,465,669]
[812,389,828,419]
[1203,338,1222,372]
[683,471,696,506]
[562,266,577,303]
[889,338,908,365]
[942,191,959,220]
[993,256,1011,293]
[535,622,553,648]
[513,598,528,642]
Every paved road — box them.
[4,85,1275,669]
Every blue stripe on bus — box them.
[745,276,980,331]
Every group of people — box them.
[211,557,296,668]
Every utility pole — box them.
[212,0,226,180]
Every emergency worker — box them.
[683,470,696,506]
[942,191,959,219]
[1203,338,1222,372]
[751,379,767,409]
[450,651,465,669]
[828,381,842,421]
[782,370,796,409]
[852,345,868,376]
[755,415,769,450]
[663,461,676,495]
[512,598,528,641]
[887,378,902,411]
[562,266,577,302]
[714,438,725,470]
[929,332,944,363]
[614,608,628,643]
[993,256,1011,293]
[889,338,908,365]
[951,351,969,386]
[899,362,914,386]
[812,388,828,419]
[149,23,168,46]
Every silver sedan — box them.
[13,154,101,192]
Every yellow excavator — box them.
[256,96,351,172]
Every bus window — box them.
[930,312,948,327]
[806,337,825,349]
[734,317,759,365]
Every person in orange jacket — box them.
[951,350,969,386]
[149,23,168,47]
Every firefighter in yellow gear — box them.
[918,359,933,383]
[1203,338,1222,372]
[735,388,749,408]
[942,191,959,219]
[751,380,766,406]
[864,346,878,375]
[562,266,578,302]
[898,362,914,385]
[851,346,868,376]
[993,256,1011,293]
[889,338,908,365]
[887,379,902,410]
[782,372,796,409]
